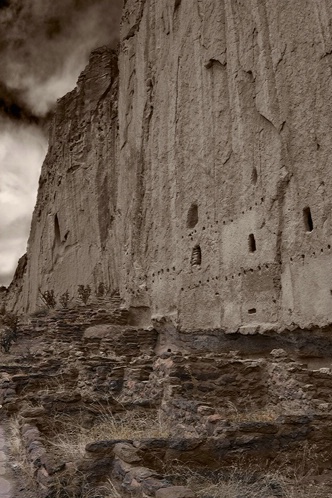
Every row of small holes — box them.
[148,266,278,289]
[151,267,176,277]
[139,243,331,279]
[146,264,278,286]
[126,240,332,289]
[127,245,332,283]
[126,246,332,290]
[289,245,331,261]
[224,264,275,280]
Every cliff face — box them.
[10,0,332,333]
[10,47,120,312]
[118,0,332,332]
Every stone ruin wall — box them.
[8,0,332,335]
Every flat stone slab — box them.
[0,427,13,497]
[0,476,11,495]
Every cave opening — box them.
[54,214,61,247]
[187,203,198,228]
[249,233,256,252]
[303,207,313,232]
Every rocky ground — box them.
[0,426,13,498]
[1,300,332,497]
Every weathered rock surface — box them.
[5,0,332,337]
[7,46,120,314]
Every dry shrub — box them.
[77,285,91,305]
[60,291,70,308]
[1,311,19,331]
[40,289,57,308]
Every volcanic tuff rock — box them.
[7,0,332,334]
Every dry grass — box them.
[48,408,171,461]
[165,441,331,498]
[184,469,280,498]
[166,461,330,498]
[226,405,278,423]
[98,479,122,498]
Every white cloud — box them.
[0,123,47,285]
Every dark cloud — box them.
[0,81,43,123]
[0,0,10,9]
[0,0,123,116]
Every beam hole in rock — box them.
[190,245,201,266]
[248,308,257,314]
[251,167,258,185]
[303,207,314,232]
[187,203,198,228]
[248,233,256,252]
[174,0,181,11]
[54,214,61,248]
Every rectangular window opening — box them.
[249,233,256,252]
[303,207,314,232]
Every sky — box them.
[0,0,122,286]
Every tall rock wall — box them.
[117,0,332,332]
[9,0,332,334]
[9,47,120,312]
